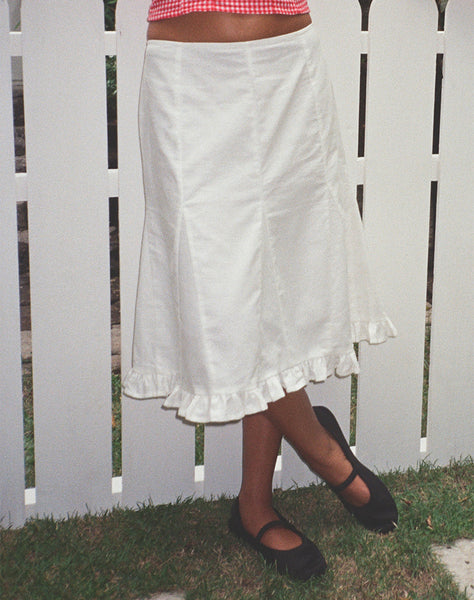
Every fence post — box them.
[426,0,474,464]
[0,0,26,528]
[21,0,113,518]
[357,0,439,471]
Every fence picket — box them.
[0,0,25,528]
[356,0,439,471]
[116,0,196,507]
[203,422,242,498]
[426,0,474,464]
[21,0,113,518]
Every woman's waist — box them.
[147,12,312,43]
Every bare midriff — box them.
[147,12,312,43]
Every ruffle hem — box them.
[121,315,397,423]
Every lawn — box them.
[13,323,473,599]
[1,458,472,599]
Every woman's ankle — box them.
[300,436,372,507]
[236,495,304,550]
[237,492,274,519]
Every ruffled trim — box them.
[122,316,397,424]
[122,348,360,424]
[121,368,178,400]
[351,315,398,345]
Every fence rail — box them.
[0,0,472,529]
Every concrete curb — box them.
[432,538,474,599]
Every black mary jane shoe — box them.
[313,405,398,533]
[228,499,327,581]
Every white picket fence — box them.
[1,0,472,529]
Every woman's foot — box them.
[307,426,371,508]
[264,390,372,509]
[237,494,303,550]
[229,499,327,580]
[312,406,398,532]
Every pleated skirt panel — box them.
[122,23,396,423]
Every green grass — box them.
[1,458,472,599]
[422,323,431,438]
[111,374,122,476]
[22,368,35,489]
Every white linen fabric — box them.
[122,23,397,423]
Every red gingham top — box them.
[148,0,310,21]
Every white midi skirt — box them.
[122,23,397,423]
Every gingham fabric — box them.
[148,0,310,21]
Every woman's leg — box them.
[238,386,371,550]
[238,411,304,550]
[265,387,370,506]
[239,388,370,550]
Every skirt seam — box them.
[246,45,293,369]
[245,47,266,381]
[300,35,353,344]
[175,46,184,385]
[245,48,265,382]
[300,36,341,212]
[177,47,214,392]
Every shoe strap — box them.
[331,467,357,493]
[255,519,288,544]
